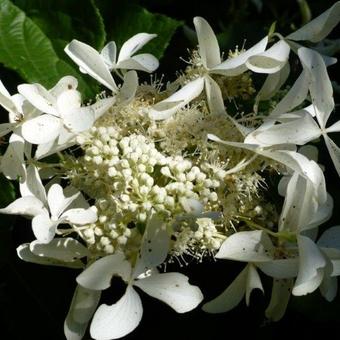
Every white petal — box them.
[326,120,340,133]
[132,53,159,72]
[35,137,75,160]
[134,215,170,277]
[19,164,46,203]
[331,260,340,276]
[279,172,318,232]
[62,107,95,133]
[292,235,326,296]
[18,83,57,115]
[0,79,11,97]
[318,225,340,250]
[90,286,143,340]
[319,259,338,302]
[0,123,16,137]
[216,230,274,262]
[117,54,159,72]
[91,96,116,120]
[202,265,247,313]
[287,2,340,42]
[270,70,310,116]
[0,196,44,217]
[204,75,225,115]
[258,259,299,278]
[265,279,293,321]
[256,62,290,101]
[30,237,90,261]
[277,175,290,197]
[135,272,203,313]
[32,212,58,243]
[50,76,78,98]
[304,104,317,117]
[246,40,290,74]
[101,41,117,69]
[304,160,327,205]
[193,17,221,69]
[47,183,79,219]
[64,285,101,340]
[17,243,85,268]
[210,36,268,76]
[298,47,334,128]
[65,40,118,92]
[77,253,132,290]
[64,187,90,209]
[0,134,26,180]
[61,207,97,225]
[117,33,157,63]
[324,135,340,177]
[305,194,333,231]
[245,264,263,305]
[117,71,138,104]
[0,81,18,114]
[21,114,62,144]
[149,77,204,120]
[57,89,81,114]
[246,113,321,146]
[263,151,326,203]
[224,154,258,175]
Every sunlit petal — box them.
[135,272,203,313]
[90,286,143,340]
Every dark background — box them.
[1,0,340,339]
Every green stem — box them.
[237,215,296,241]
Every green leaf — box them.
[0,0,97,98]
[96,1,183,59]
[13,0,106,51]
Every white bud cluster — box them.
[171,217,226,259]
[68,125,221,256]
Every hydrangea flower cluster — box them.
[1,2,340,339]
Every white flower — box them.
[0,80,37,180]
[0,79,25,136]
[65,215,203,340]
[0,165,97,243]
[255,2,340,108]
[100,33,159,72]
[18,76,115,144]
[246,47,340,177]
[149,17,273,121]
[193,17,272,76]
[202,230,296,315]
[202,167,334,318]
[65,33,158,91]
